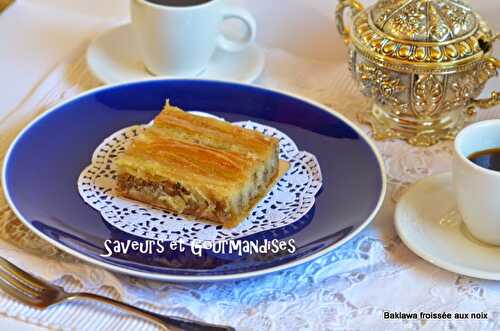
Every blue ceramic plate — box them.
[3,80,386,282]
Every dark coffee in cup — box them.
[468,148,500,172]
[145,0,211,7]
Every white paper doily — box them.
[78,114,322,244]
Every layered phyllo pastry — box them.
[115,102,280,228]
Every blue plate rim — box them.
[2,79,387,282]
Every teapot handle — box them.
[471,33,500,110]
[335,0,364,45]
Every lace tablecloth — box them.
[0,43,499,330]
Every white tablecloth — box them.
[0,0,499,330]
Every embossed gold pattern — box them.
[413,75,444,117]
[357,63,407,114]
[336,0,499,146]
[350,10,488,69]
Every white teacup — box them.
[131,0,257,77]
[453,120,500,246]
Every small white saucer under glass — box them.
[86,24,265,84]
[395,172,500,280]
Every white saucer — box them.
[86,24,265,84]
[395,172,500,280]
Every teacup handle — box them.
[217,7,257,52]
[335,0,364,45]
[471,33,500,110]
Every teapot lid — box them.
[351,0,494,72]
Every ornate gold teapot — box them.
[336,0,499,146]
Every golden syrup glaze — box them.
[117,133,258,188]
[153,103,279,158]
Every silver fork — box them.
[0,257,234,331]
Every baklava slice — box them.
[114,102,279,228]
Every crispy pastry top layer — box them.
[115,103,279,199]
[152,105,277,159]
